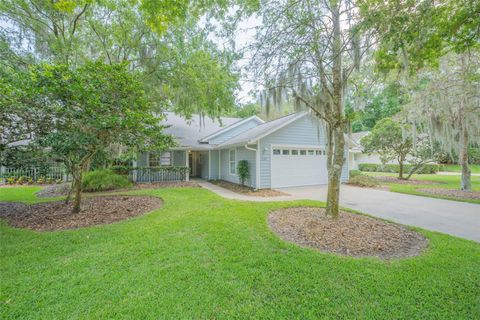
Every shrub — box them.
[237,160,250,186]
[349,170,362,178]
[358,163,439,174]
[82,169,132,192]
[348,174,379,188]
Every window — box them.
[323,150,326,155]
[273,149,281,155]
[300,150,307,155]
[229,149,236,174]
[282,149,290,155]
[291,150,298,155]
[315,150,321,155]
[160,152,171,166]
[308,150,314,155]
[149,152,171,167]
[149,153,160,167]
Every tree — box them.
[361,118,412,179]
[359,0,480,73]
[237,160,250,186]
[0,0,240,119]
[28,61,173,212]
[404,53,480,190]
[249,0,374,217]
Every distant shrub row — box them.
[358,163,440,174]
[348,174,379,188]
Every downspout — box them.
[244,142,259,190]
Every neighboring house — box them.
[138,111,349,189]
[348,131,396,170]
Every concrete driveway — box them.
[280,185,480,242]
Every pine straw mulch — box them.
[210,180,289,197]
[0,195,162,231]
[374,176,443,185]
[417,188,480,200]
[268,207,428,260]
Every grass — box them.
[364,172,480,204]
[440,164,480,173]
[1,186,479,319]
[0,186,43,203]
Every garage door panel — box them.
[271,149,328,188]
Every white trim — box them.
[228,148,237,176]
[256,141,261,189]
[199,116,265,142]
[244,143,258,189]
[218,150,221,179]
[185,150,189,181]
[208,150,211,179]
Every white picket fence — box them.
[0,166,70,183]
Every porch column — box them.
[185,150,190,181]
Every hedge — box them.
[358,163,440,174]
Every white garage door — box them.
[271,147,328,188]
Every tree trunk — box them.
[398,160,404,179]
[459,54,471,191]
[459,108,471,191]
[72,173,83,213]
[325,126,345,218]
[324,1,345,218]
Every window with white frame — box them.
[229,149,236,174]
[273,149,281,155]
[149,151,171,167]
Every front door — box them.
[188,152,199,177]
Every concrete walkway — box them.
[197,180,480,242]
[438,171,480,176]
[196,180,296,202]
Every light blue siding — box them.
[259,114,348,188]
[209,150,220,180]
[217,146,256,188]
[208,119,262,144]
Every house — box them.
[348,131,396,170]
[137,111,349,189]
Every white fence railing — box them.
[0,166,70,183]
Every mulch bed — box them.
[211,180,289,197]
[0,195,162,231]
[417,188,480,200]
[128,181,200,190]
[36,183,71,198]
[374,176,442,185]
[35,181,200,198]
[268,207,428,260]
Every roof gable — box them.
[217,112,309,148]
[161,112,242,149]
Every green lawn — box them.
[1,187,479,319]
[364,172,480,204]
[440,164,480,173]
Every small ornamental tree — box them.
[361,118,412,179]
[237,160,250,186]
[30,61,173,213]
